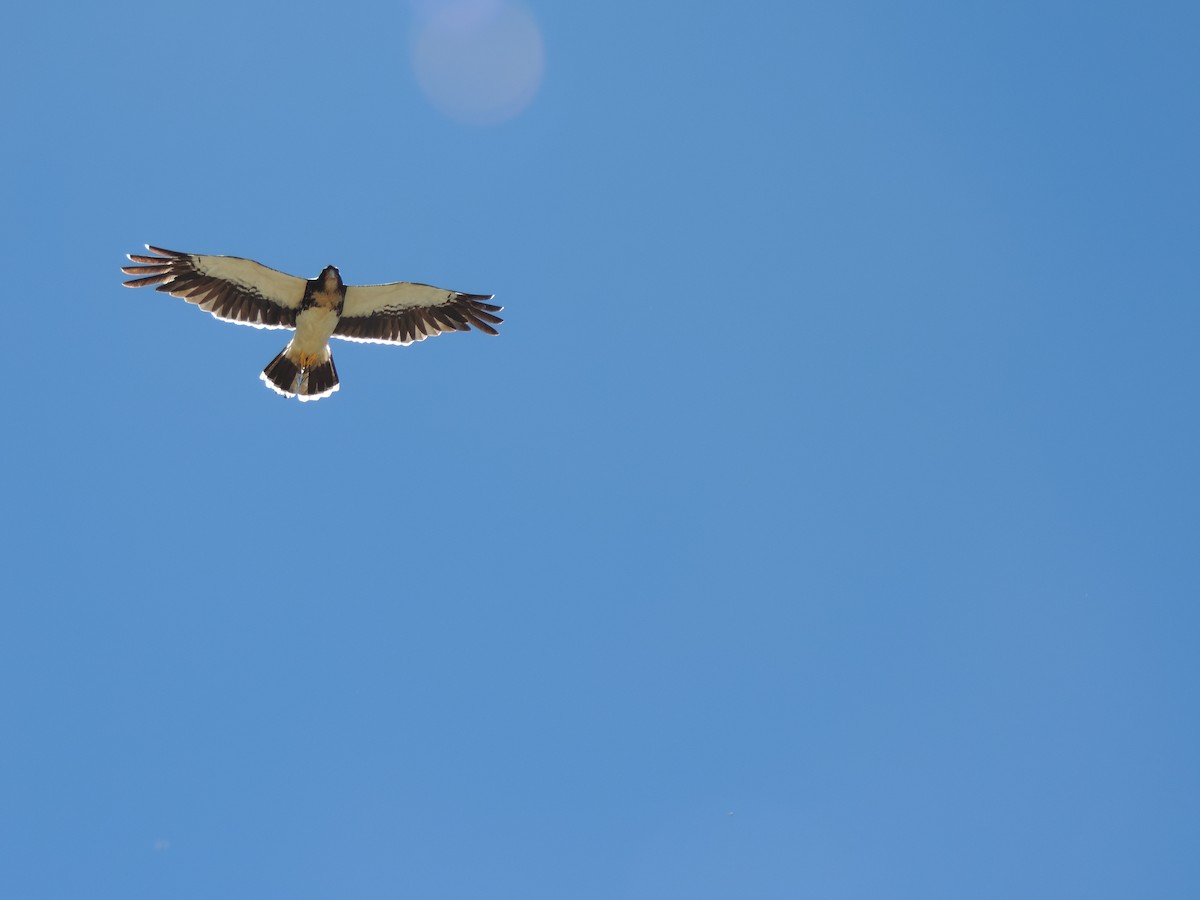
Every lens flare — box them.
[411,0,545,126]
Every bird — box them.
[121,246,502,401]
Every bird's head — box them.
[320,265,343,289]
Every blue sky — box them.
[2,1,1198,897]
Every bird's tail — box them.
[260,344,340,402]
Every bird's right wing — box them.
[121,246,308,330]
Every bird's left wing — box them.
[121,246,307,330]
[334,282,503,346]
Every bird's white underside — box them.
[292,307,340,358]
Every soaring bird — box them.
[121,246,502,401]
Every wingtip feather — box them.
[144,245,184,258]
[123,273,171,288]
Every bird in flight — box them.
[121,246,502,401]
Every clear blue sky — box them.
[2,1,1198,897]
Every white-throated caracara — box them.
[122,246,501,401]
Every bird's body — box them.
[258,265,347,399]
[121,246,501,401]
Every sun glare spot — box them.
[410,0,545,125]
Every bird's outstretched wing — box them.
[334,282,503,346]
[121,246,307,330]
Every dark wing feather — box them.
[121,245,307,330]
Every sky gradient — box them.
[2,1,1198,897]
